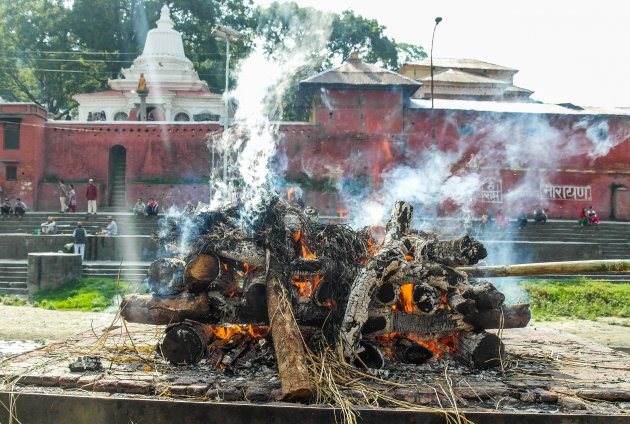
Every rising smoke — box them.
[208,8,333,227]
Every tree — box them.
[0,0,107,116]
[253,2,427,120]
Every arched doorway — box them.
[108,145,127,210]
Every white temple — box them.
[74,5,224,122]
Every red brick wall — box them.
[0,104,47,208]
[38,122,220,210]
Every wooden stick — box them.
[457,259,630,278]
[266,275,313,402]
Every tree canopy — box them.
[0,0,425,119]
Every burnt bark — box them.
[184,253,221,293]
[159,321,210,365]
[412,283,441,313]
[120,293,210,325]
[463,281,505,310]
[421,235,487,266]
[267,275,313,402]
[455,331,505,369]
[464,303,531,330]
[147,258,186,297]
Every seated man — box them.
[0,198,12,218]
[533,206,547,224]
[102,216,118,236]
[14,198,27,219]
[41,216,58,234]
[145,198,159,217]
[132,198,146,218]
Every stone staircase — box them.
[0,261,28,295]
[109,158,127,211]
[476,220,630,260]
[0,261,150,296]
[0,212,159,236]
[82,262,149,283]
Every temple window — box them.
[114,112,129,121]
[174,112,190,121]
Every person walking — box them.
[67,184,77,212]
[86,178,98,218]
[58,180,69,213]
[73,221,87,260]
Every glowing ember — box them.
[212,324,269,341]
[376,332,459,360]
[337,208,348,218]
[292,229,316,258]
[292,274,323,298]
[392,283,418,312]
[237,262,255,277]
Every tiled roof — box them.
[409,98,630,116]
[301,58,421,89]
[404,58,516,72]
[420,69,507,85]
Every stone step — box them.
[0,274,26,281]
[0,287,28,295]
[0,282,27,288]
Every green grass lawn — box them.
[0,278,135,312]
[522,278,630,320]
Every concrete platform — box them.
[0,323,628,423]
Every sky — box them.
[256,0,630,108]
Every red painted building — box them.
[1,56,629,220]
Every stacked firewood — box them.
[121,199,531,401]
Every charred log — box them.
[421,235,487,266]
[464,303,531,330]
[361,308,471,336]
[121,293,210,325]
[184,253,221,293]
[159,321,209,365]
[374,282,399,307]
[463,281,505,310]
[244,276,267,318]
[412,283,441,313]
[455,331,505,369]
[353,341,385,369]
[216,241,265,267]
[446,290,477,316]
[147,258,186,297]
[394,337,433,364]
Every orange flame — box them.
[376,332,460,360]
[292,229,316,259]
[392,283,418,313]
[212,324,270,341]
[237,262,256,277]
[337,208,348,218]
[292,274,323,298]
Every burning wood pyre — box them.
[120,198,531,402]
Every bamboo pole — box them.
[457,259,630,278]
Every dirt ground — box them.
[0,304,628,351]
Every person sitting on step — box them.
[132,198,146,218]
[145,198,159,218]
[40,216,58,234]
[0,198,12,218]
[587,205,600,225]
[533,206,547,224]
[14,198,27,219]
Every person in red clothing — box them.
[86,178,98,218]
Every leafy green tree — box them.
[254,2,426,120]
[0,0,107,116]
